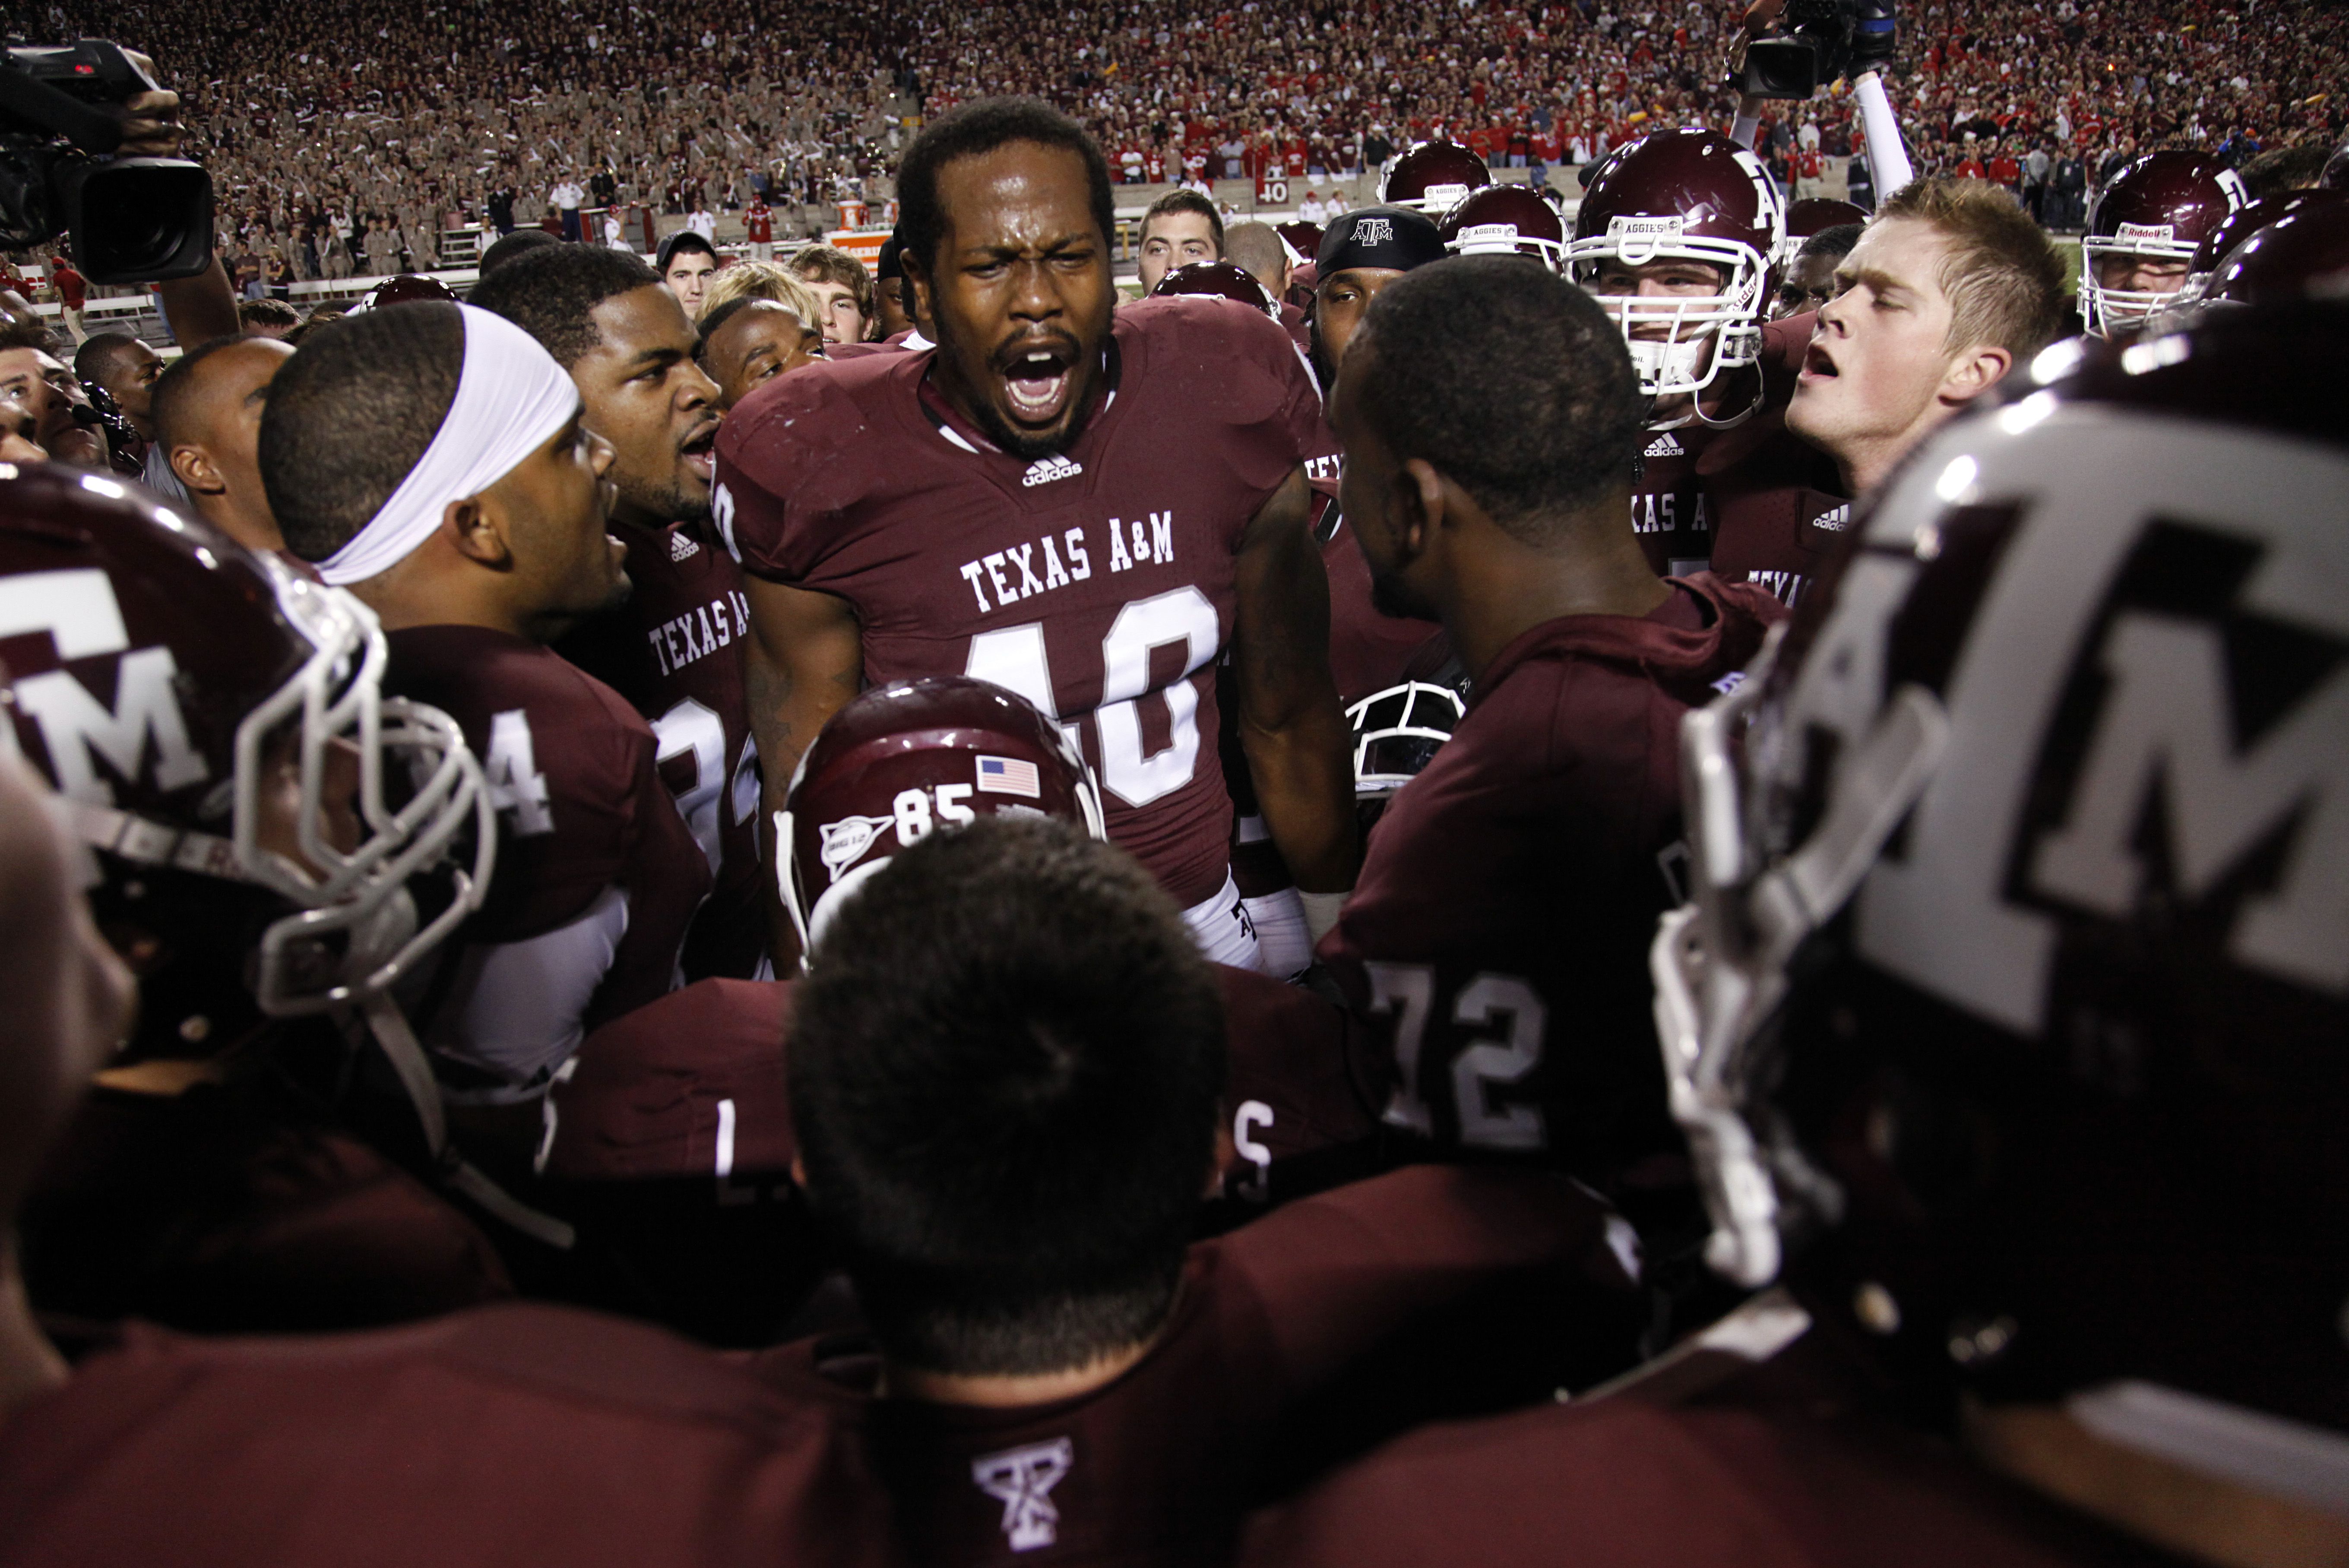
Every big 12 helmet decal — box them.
[1654,302,2349,1435]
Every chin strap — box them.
[360,995,576,1251]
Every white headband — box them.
[317,304,582,587]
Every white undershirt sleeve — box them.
[1854,70,1915,198]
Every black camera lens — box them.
[62,157,213,282]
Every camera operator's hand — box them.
[1726,0,1786,95]
[114,50,183,158]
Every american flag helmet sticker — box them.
[976,754,1043,798]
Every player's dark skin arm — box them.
[742,573,863,963]
[1232,466,1358,894]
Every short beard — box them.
[618,473,711,527]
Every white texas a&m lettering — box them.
[958,512,1176,616]
[645,588,751,677]
[0,567,207,803]
[971,1438,1074,1552]
[1631,490,1708,537]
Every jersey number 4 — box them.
[1364,961,1548,1151]
[964,585,1220,808]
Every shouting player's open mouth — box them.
[994,334,1083,428]
[1800,339,1839,383]
[679,417,719,483]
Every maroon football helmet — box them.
[352,275,460,313]
[1775,196,1868,267]
[2186,191,2339,278]
[2080,151,2248,335]
[2200,192,2349,307]
[781,676,1106,958]
[1383,140,1492,215]
[2323,139,2349,190]
[1438,185,1566,271]
[1274,219,1325,267]
[1655,300,2349,1451]
[1566,127,1785,403]
[1152,260,1279,318]
[0,462,491,1056]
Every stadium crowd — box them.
[0,0,2345,1561]
[21,0,2349,285]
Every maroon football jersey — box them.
[554,517,766,981]
[1239,1309,2175,1568]
[22,1079,513,1335]
[745,1164,1633,1566]
[0,1305,883,1566]
[715,295,1322,908]
[1318,578,1782,1191]
[538,979,825,1346]
[1699,410,1852,610]
[1629,313,1815,580]
[1628,422,1728,578]
[1214,963,1383,1206]
[386,627,712,1098]
[545,969,1378,1208]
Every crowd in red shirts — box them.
[14,0,2346,272]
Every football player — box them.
[1305,205,1454,709]
[1322,257,1782,1232]
[1135,187,1225,294]
[540,675,1385,1341]
[2080,151,2248,336]
[0,464,515,1331]
[752,811,1640,1561]
[0,733,874,1563]
[1716,177,2064,610]
[260,302,709,1159]
[719,98,1356,974]
[1380,139,1492,217]
[1566,127,1798,582]
[1243,299,2349,1568]
[149,333,297,557]
[1437,186,1568,272]
[472,247,767,983]
[696,297,829,411]
[1769,222,1862,322]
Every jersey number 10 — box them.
[964,585,1222,808]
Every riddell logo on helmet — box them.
[2115,222,2177,245]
